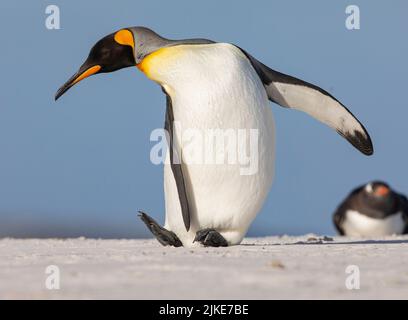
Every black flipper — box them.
[138,211,182,247]
[333,207,346,236]
[238,48,373,156]
[333,186,363,235]
[398,194,408,234]
[194,229,228,247]
[163,89,191,231]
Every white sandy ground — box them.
[0,235,408,300]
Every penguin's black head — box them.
[364,181,391,199]
[359,181,401,217]
[55,29,136,100]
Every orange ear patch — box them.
[114,29,134,49]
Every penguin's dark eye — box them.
[100,48,111,60]
[88,35,114,62]
[82,33,135,74]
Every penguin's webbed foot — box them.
[194,229,228,247]
[138,211,183,247]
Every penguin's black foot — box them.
[138,211,182,247]
[193,229,228,247]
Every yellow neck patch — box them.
[114,29,134,49]
[137,46,185,80]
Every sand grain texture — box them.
[1,235,407,299]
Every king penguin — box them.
[55,27,373,247]
[333,181,408,237]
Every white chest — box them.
[150,43,276,243]
[343,210,405,237]
[144,43,271,127]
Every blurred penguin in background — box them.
[333,181,408,237]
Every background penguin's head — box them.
[364,181,390,197]
[361,181,396,210]
[55,29,136,100]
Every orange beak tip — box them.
[54,64,101,101]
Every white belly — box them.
[343,210,406,237]
[146,43,275,246]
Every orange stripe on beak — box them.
[55,64,102,100]
[72,65,101,85]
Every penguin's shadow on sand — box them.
[242,238,408,246]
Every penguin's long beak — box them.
[55,63,101,101]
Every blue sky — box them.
[0,0,407,238]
